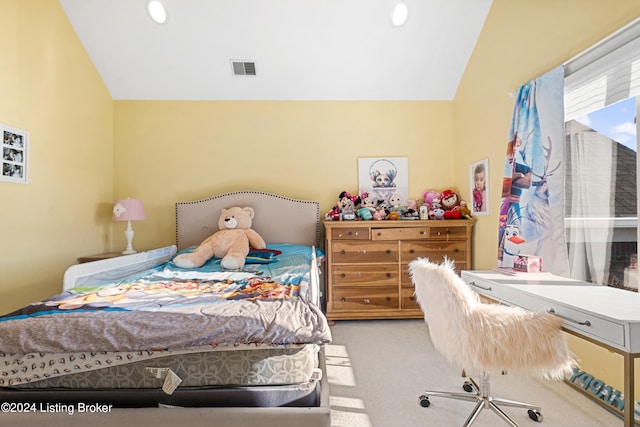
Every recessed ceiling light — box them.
[391,2,408,27]
[147,0,167,24]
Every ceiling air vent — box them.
[231,61,256,76]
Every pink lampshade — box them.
[112,198,146,221]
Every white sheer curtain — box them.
[565,122,615,284]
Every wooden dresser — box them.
[323,219,474,321]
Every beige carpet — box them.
[326,319,622,427]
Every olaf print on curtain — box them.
[497,66,570,276]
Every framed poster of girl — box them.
[470,158,489,215]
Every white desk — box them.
[462,270,640,427]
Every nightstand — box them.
[77,252,131,263]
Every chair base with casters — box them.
[418,372,543,427]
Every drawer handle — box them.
[341,250,346,254]
[546,308,591,326]
[341,298,346,302]
[377,232,382,236]
[409,296,415,301]
[348,231,353,235]
[386,297,391,301]
[363,298,370,304]
[454,248,459,252]
[340,273,346,278]
[468,281,491,291]
[420,230,426,235]
[409,249,415,254]
[386,273,391,278]
[386,249,391,254]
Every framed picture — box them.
[470,157,489,215]
[358,157,409,206]
[1,124,28,184]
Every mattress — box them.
[11,345,320,389]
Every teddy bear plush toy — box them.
[173,206,266,270]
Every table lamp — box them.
[112,198,146,254]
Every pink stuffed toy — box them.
[422,190,441,214]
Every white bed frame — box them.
[3,191,330,427]
[62,245,177,291]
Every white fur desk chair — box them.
[409,258,576,427]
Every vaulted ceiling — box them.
[58,0,493,101]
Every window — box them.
[564,19,640,290]
[564,98,637,289]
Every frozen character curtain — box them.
[497,66,570,276]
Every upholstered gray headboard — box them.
[175,191,321,250]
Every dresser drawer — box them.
[372,227,429,241]
[401,241,466,262]
[401,262,466,287]
[430,226,468,240]
[332,287,399,311]
[332,241,398,263]
[332,265,398,287]
[331,227,369,240]
[401,288,421,310]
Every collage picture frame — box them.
[1,124,28,184]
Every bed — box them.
[0,191,332,427]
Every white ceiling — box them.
[58,0,493,101]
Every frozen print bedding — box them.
[0,244,330,387]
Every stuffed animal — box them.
[430,197,445,220]
[338,191,360,220]
[173,206,266,270]
[422,190,441,216]
[357,207,373,220]
[441,189,461,219]
[359,192,377,213]
[325,206,341,221]
[401,199,419,219]
[356,192,376,220]
[388,193,403,211]
[373,207,387,220]
[458,200,472,219]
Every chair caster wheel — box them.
[528,409,543,422]
[462,381,474,393]
[419,395,431,407]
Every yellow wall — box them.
[113,101,455,251]
[0,0,113,313]
[454,0,640,271]
[2,0,640,401]
[454,0,640,397]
